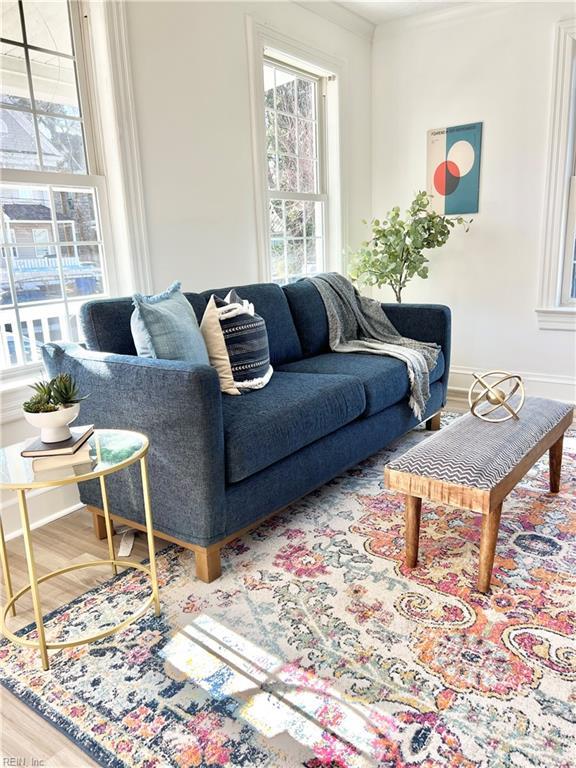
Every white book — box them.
[32,445,93,471]
[33,463,95,483]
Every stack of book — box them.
[22,425,95,478]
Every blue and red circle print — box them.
[427,123,482,215]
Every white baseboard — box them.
[1,483,83,540]
[449,366,575,405]
[446,386,469,405]
[4,501,85,541]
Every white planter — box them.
[23,403,80,444]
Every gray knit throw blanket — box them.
[307,273,440,421]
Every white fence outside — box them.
[0,299,85,369]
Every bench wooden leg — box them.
[92,508,112,540]
[426,412,441,431]
[405,496,422,568]
[549,434,564,494]
[195,546,222,583]
[478,503,502,593]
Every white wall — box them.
[125,0,372,290]
[372,2,576,401]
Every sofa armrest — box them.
[381,303,451,392]
[42,343,226,546]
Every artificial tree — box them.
[349,191,471,303]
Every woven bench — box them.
[385,397,573,592]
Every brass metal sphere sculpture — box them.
[468,371,525,422]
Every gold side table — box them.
[0,429,161,670]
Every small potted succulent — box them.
[22,373,89,443]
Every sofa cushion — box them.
[131,282,209,363]
[201,291,273,394]
[278,351,445,417]
[81,293,207,355]
[283,280,329,357]
[201,283,302,366]
[222,371,366,483]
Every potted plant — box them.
[22,374,89,443]
[349,191,471,303]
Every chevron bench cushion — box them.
[387,397,572,490]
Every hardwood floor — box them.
[0,506,165,767]
[0,403,468,765]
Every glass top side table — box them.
[0,429,161,670]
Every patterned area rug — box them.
[1,416,575,768]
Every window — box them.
[561,142,576,304]
[263,58,327,284]
[538,19,576,330]
[0,0,109,369]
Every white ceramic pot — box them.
[23,403,80,444]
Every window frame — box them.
[0,0,151,423]
[246,16,344,284]
[0,169,115,375]
[263,55,329,284]
[0,0,97,175]
[560,172,576,306]
[537,18,576,330]
[0,1,116,380]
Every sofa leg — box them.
[88,505,224,582]
[195,546,222,583]
[426,412,441,431]
[92,508,112,540]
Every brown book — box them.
[21,425,94,458]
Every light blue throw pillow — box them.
[131,281,209,363]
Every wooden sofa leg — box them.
[195,546,222,583]
[426,412,441,431]
[91,508,112,540]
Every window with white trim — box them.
[537,20,576,329]
[561,119,576,303]
[263,57,327,284]
[0,0,109,370]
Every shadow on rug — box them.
[1,417,575,767]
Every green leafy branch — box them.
[349,191,472,303]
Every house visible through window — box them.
[263,57,327,284]
[0,0,108,370]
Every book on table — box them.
[32,459,96,482]
[31,444,93,471]
[21,425,94,458]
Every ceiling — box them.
[337,1,467,25]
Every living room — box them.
[0,1,574,766]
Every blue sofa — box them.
[42,281,451,581]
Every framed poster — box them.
[427,122,482,214]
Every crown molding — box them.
[293,2,375,41]
[373,2,526,37]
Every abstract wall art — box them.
[427,122,482,215]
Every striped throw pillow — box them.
[200,290,273,395]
